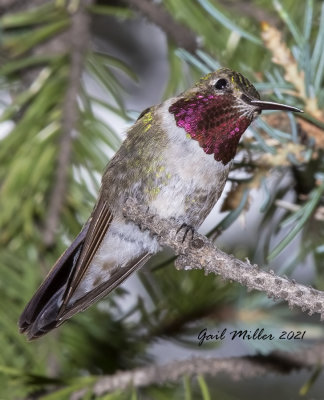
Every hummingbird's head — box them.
[169,68,302,165]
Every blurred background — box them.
[1,0,324,398]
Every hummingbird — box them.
[19,68,302,339]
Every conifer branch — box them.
[123,199,324,319]
[123,0,199,54]
[71,344,324,399]
[0,0,44,15]
[43,0,93,247]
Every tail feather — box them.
[18,225,88,339]
[24,289,65,340]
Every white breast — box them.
[148,99,231,219]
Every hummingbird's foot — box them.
[177,223,195,243]
[137,206,152,231]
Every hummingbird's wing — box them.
[19,196,151,339]
[58,195,114,311]
[57,252,151,322]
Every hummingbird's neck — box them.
[169,93,252,165]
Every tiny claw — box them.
[177,223,195,243]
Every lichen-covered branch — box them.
[43,0,93,247]
[123,199,324,319]
[70,344,324,399]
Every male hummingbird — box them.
[19,68,302,339]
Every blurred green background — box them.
[1,0,324,398]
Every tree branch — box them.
[123,198,324,319]
[43,0,93,247]
[0,0,46,15]
[70,344,324,399]
[122,0,199,54]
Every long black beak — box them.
[249,99,303,113]
[241,94,303,113]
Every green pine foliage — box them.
[0,0,324,398]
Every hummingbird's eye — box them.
[214,78,229,90]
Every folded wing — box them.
[19,197,150,340]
